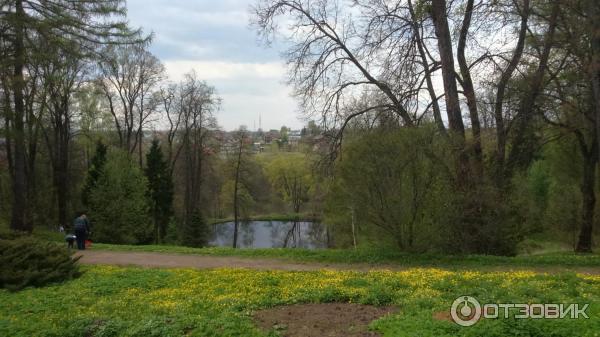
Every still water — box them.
[209,220,328,249]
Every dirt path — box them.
[75,250,600,274]
[76,250,379,271]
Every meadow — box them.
[1,265,599,337]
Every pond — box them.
[209,220,329,249]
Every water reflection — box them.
[210,220,328,249]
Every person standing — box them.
[73,212,90,250]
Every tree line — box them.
[2,0,600,254]
[252,0,600,254]
[0,0,319,246]
[0,0,235,245]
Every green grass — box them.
[0,224,64,242]
[91,243,600,269]
[1,266,598,336]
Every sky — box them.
[126,0,302,131]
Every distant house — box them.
[252,142,265,153]
[288,130,302,145]
[264,129,280,144]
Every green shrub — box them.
[0,237,81,291]
[0,229,28,240]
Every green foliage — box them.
[509,138,586,248]
[511,161,551,234]
[0,222,64,242]
[145,140,174,243]
[265,153,314,213]
[447,182,519,256]
[180,210,210,248]
[326,127,453,252]
[88,150,152,244]
[0,237,80,291]
[219,134,272,218]
[220,180,255,219]
[82,141,108,207]
[0,229,28,240]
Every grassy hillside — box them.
[1,266,598,336]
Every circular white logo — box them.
[451,296,482,326]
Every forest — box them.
[0,0,599,257]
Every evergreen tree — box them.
[145,139,173,243]
[81,142,107,208]
[180,210,209,248]
[89,150,152,244]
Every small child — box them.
[65,234,76,249]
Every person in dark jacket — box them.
[73,212,90,250]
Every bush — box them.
[0,229,28,240]
[325,126,454,252]
[0,237,81,291]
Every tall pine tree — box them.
[145,139,173,243]
[82,142,107,208]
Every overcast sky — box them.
[126,0,302,131]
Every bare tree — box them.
[229,128,251,248]
[252,0,417,153]
[159,83,183,175]
[175,72,220,226]
[251,0,537,184]
[98,44,165,164]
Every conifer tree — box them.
[180,210,209,248]
[81,142,107,208]
[145,139,173,243]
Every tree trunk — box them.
[407,0,445,134]
[457,0,483,178]
[10,0,30,232]
[138,130,143,167]
[430,0,470,188]
[138,88,144,167]
[232,136,243,249]
[430,0,465,137]
[576,149,597,253]
[183,129,194,226]
[493,0,530,186]
[590,0,600,161]
[56,125,69,231]
[506,2,559,174]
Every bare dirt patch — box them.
[432,310,453,322]
[253,303,397,337]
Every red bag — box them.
[85,240,92,249]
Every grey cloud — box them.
[126,0,302,131]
